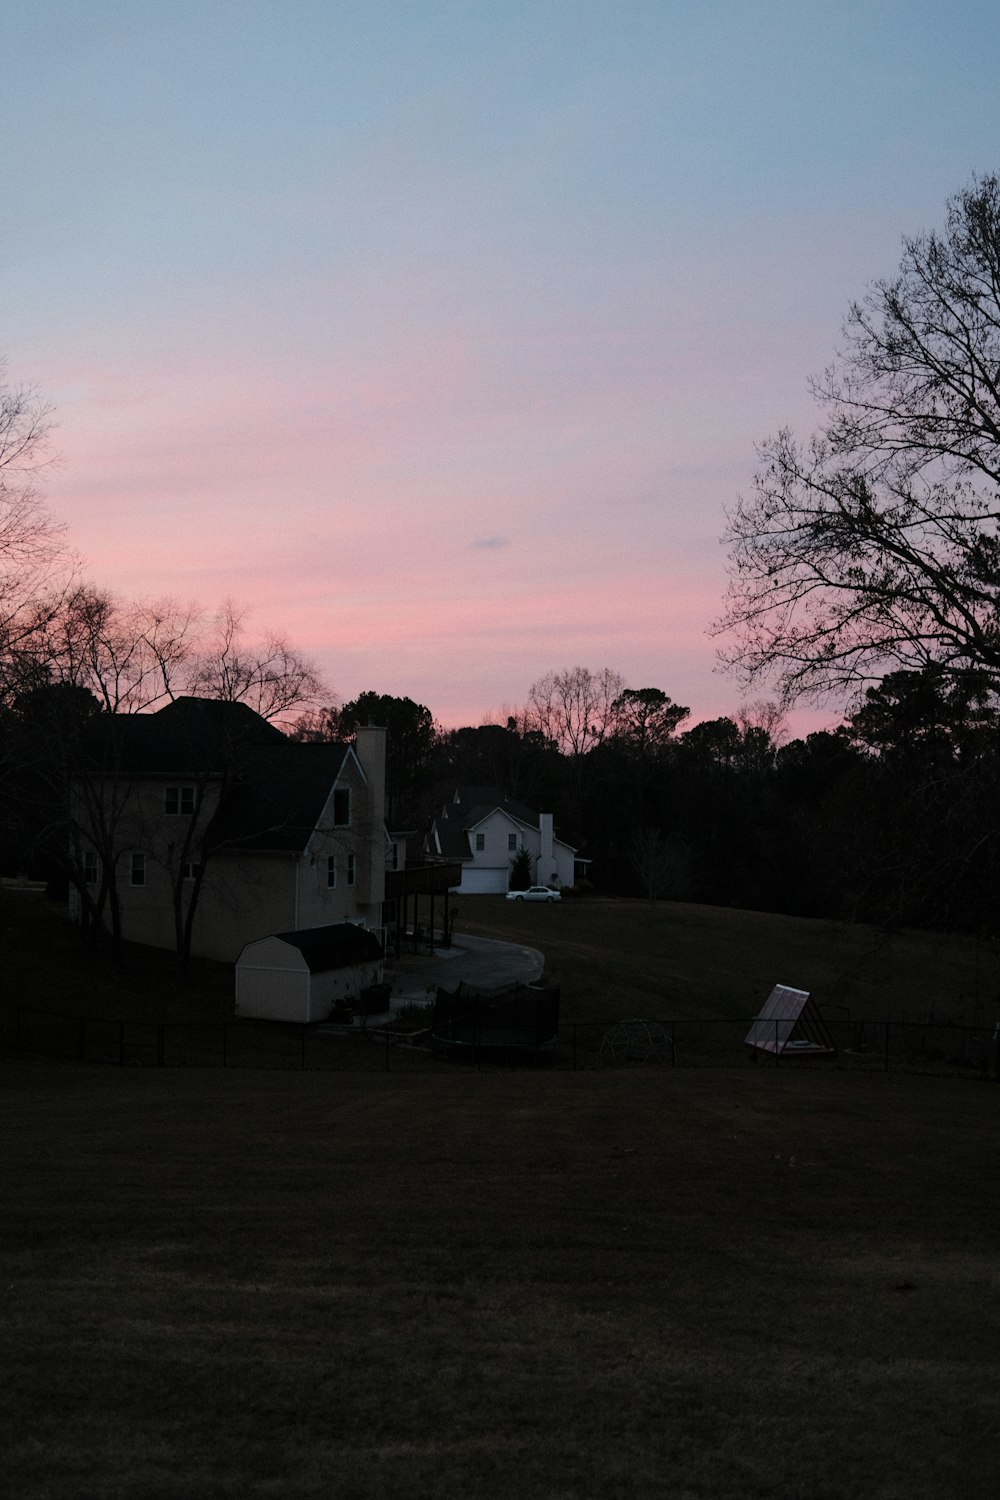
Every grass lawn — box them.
[459,895,1000,1028]
[5,891,999,1078]
[3,1059,999,1499]
[6,890,999,1038]
[1,890,234,1023]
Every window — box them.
[508,833,518,853]
[327,855,336,889]
[130,852,146,887]
[181,862,201,882]
[165,785,196,815]
[475,833,485,852]
[333,789,350,826]
[84,851,99,886]
[390,841,399,871]
[347,852,356,886]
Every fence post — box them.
[385,1027,390,1073]
[222,1023,227,1069]
[671,1020,676,1067]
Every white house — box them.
[423,786,578,894]
[69,698,389,963]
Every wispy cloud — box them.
[470,535,510,550]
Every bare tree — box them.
[717,175,1000,704]
[0,367,61,590]
[187,600,324,722]
[0,364,75,686]
[630,824,688,913]
[1,586,200,713]
[735,699,787,747]
[287,705,341,741]
[56,587,200,713]
[527,666,626,757]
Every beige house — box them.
[69,698,388,963]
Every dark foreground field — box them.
[3,1061,998,1500]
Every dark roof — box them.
[426,785,542,860]
[271,923,383,971]
[82,696,286,775]
[207,741,350,852]
[452,786,541,829]
[77,698,357,855]
[78,693,358,852]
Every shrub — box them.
[393,1001,434,1026]
[509,848,533,891]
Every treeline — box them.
[299,666,1000,937]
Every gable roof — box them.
[79,697,359,856]
[271,922,383,971]
[207,741,354,852]
[449,785,541,830]
[427,785,572,860]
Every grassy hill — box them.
[1,889,234,1022]
[460,895,1000,1028]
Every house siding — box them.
[70,703,389,964]
[454,807,575,894]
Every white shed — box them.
[235,923,384,1023]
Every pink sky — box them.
[37,320,825,732]
[8,4,999,738]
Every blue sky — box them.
[4,1,1000,727]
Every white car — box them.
[506,885,561,903]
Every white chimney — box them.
[353,723,387,908]
[539,812,555,884]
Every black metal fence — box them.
[2,1000,998,1080]
[566,1015,1000,1079]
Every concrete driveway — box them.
[383,933,544,1010]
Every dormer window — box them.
[333,789,350,826]
[165,785,196,815]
